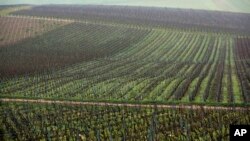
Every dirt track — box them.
[1,98,249,111]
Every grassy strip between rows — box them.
[1,95,249,108]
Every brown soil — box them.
[0,16,71,47]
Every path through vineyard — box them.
[1,98,248,111]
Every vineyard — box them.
[12,5,250,34]
[0,16,249,104]
[0,16,70,47]
[0,102,249,140]
[0,4,250,140]
[0,22,149,77]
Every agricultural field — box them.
[12,5,250,34]
[0,102,249,140]
[0,22,149,77]
[0,16,71,47]
[0,4,250,140]
[1,5,250,104]
[2,0,250,13]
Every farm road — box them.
[0,98,249,111]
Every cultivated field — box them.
[12,5,250,34]
[2,0,250,13]
[1,5,250,104]
[0,102,249,140]
[0,16,70,47]
[0,4,250,140]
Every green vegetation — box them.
[0,5,250,140]
[0,23,149,76]
[0,27,245,104]
[1,102,249,140]
[1,5,250,105]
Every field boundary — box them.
[3,14,247,36]
[1,98,249,110]
[3,14,151,31]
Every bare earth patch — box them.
[0,16,71,47]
